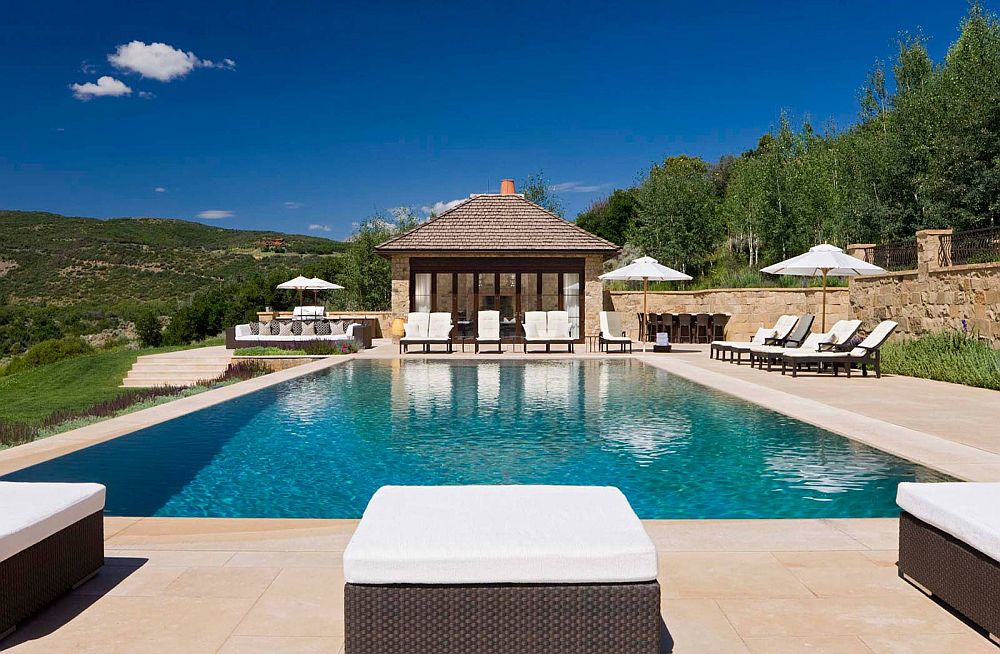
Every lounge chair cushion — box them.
[0,482,106,564]
[897,482,1000,562]
[344,485,657,585]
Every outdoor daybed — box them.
[400,311,454,353]
[599,311,633,353]
[523,310,576,353]
[711,314,798,363]
[781,320,897,378]
[343,485,660,654]
[897,482,1000,642]
[227,319,368,350]
[1,482,105,639]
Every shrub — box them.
[234,347,307,356]
[215,359,272,383]
[2,337,94,376]
[135,310,164,347]
[301,340,358,355]
[881,329,1000,390]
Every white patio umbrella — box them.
[306,277,344,304]
[276,275,315,305]
[599,256,692,351]
[760,243,885,331]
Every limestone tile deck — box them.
[2,516,994,654]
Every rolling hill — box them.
[0,210,346,308]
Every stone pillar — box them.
[390,255,410,322]
[916,229,953,278]
[583,255,604,338]
[846,243,875,261]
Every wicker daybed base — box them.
[345,580,660,654]
[898,511,1000,641]
[0,510,104,639]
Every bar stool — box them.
[694,313,711,343]
[658,313,674,341]
[711,314,729,341]
[636,312,646,342]
[675,314,692,343]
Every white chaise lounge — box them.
[781,320,898,377]
[475,310,502,353]
[897,482,1000,643]
[0,482,105,639]
[711,314,799,363]
[599,311,633,353]
[749,319,862,371]
[523,310,575,353]
[343,485,660,654]
[400,311,454,353]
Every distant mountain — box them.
[0,210,346,308]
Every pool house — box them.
[375,179,620,343]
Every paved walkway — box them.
[3,516,994,653]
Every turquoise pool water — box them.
[2,360,945,518]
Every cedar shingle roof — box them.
[375,194,620,254]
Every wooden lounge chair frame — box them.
[781,321,897,378]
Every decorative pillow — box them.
[267,320,282,335]
[249,321,261,336]
[316,320,332,336]
[329,320,346,336]
[523,322,538,339]
[291,321,303,336]
[300,321,316,336]
[826,333,839,345]
[278,321,295,336]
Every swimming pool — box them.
[3,359,946,518]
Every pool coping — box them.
[0,353,357,477]
[636,354,1000,482]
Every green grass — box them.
[0,339,220,424]
[881,330,1000,390]
[234,347,308,356]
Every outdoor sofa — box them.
[475,310,502,353]
[897,482,1000,643]
[711,314,799,363]
[343,485,660,654]
[1,482,105,640]
[599,311,633,353]
[749,318,860,372]
[523,310,576,353]
[227,319,368,350]
[400,312,454,353]
[781,320,898,377]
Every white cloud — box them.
[549,181,608,193]
[138,90,156,99]
[154,187,167,193]
[420,198,464,215]
[283,201,304,209]
[108,41,235,82]
[197,210,232,219]
[80,61,97,74]
[308,224,331,232]
[70,76,132,100]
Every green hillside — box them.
[0,210,346,308]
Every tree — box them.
[631,156,723,276]
[338,207,419,311]
[519,170,565,216]
[134,310,163,347]
[574,189,639,245]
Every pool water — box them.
[3,360,946,518]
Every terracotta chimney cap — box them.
[500,179,516,195]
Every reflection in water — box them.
[2,359,951,519]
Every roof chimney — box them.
[500,179,516,195]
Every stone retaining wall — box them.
[608,288,850,341]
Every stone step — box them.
[122,346,232,388]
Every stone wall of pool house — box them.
[607,287,850,341]
[848,229,1000,345]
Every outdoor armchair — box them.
[475,310,502,353]
[599,311,633,353]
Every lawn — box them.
[0,340,218,424]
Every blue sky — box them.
[0,1,986,239]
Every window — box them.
[435,273,453,313]
[563,273,580,337]
[413,273,432,313]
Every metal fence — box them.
[856,240,918,271]
[940,225,1000,266]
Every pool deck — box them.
[3,340,1000,652]
[3,516,995,653]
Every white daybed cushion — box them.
[897,482,1000,561]
[0,482,106,564]
[343,485,657,585]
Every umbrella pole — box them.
[821,269,828,332]
[643,277,648,352]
